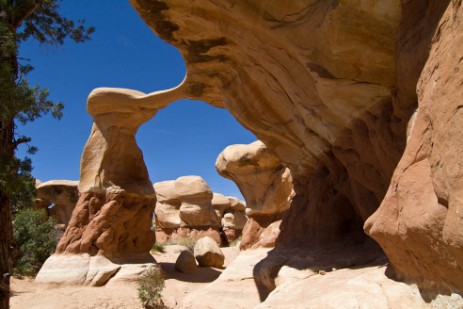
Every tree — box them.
[0,1,94,307]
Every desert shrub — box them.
[138,265,166,308]
[151,242,165,254]
[13,208,58,276]
[176,236,197,252]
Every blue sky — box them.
[17,0,256,199]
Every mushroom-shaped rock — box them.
[175,250,197,274]
[194,236,224,268]
[35,180,79,225]
[176,176,220,228]
[222,212,247,230]
[211,193,247,243]
[154,180,181,229]
[216,141,294,248]
[216,141,293,217]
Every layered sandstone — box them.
[130,0,463,299]
[216,141,294,249]
[34,180,79,225]
[37,86,186,285]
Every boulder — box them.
[177,176,220,228]
[175,250,197,274]
[35,180,79,225]
[194,236,224,268]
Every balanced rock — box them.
[194,236,224,268]
[35,180,79,225]
[216,141,294,248]
[211,193,247,243]
[175,250,197,274]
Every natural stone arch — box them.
[37,85,190,285]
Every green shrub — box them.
[138,265,166,308]
[151,243,165,254]
[176,236,197,252]
[13,208,58,276]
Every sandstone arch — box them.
[128,0,463,296]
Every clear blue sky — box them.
[17,0,256,199]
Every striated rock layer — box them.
[37,86,186,285]
[130,0,463,296]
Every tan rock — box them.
[221,212,246,230]
[130,0,403,252]
[154,176,221,229]
[193,236,224,268]
[38,86,188,285]
[217,141,294,218]
[130,0,463,296]
[365,0,463,293]
[35,180,79,225]
[216,141,293,248]
[154,180,181,229]
[176,176,220,228]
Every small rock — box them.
[194,236,225,268]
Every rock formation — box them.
[216,141,294,249]
[34,180,79,225]
[211,193,246,243]
[365,0,463,293]
[154,176,247,245]
[37,86,186,285]
[129,0,463,303]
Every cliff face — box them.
[131,0,462,293]
[366,0,463,292]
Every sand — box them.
[10,245,240,309]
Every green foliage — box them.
[151,242,165,254]
[177,236,197,251]
[12,208,58,276]
[0,0,94,210]
[138,265,166,309]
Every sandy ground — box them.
[10,245,240,309]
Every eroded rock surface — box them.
[37,86,186,285]
[365,0,463,293]
[154,177,247,245]
[34,180,79,225]
[216,141,294,249]
[130,0,463,296]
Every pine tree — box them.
[0,1,93,307]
